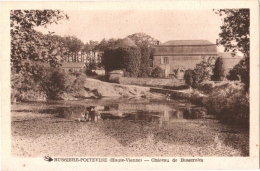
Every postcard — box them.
[1,0,259,170]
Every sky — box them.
[35,9,225,51]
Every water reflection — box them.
[56,103,205,125]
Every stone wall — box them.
[118,77,186,87]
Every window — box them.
[161,57,169,64]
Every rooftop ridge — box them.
[161,40,215,46]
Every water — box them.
[54,100,206,126]
[11,98,249,156]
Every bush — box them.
[40,68,67,99]
[11,62,86,101]
[103,47,141,77]
[66,73,86,92]
[192,57,215,86]
[211,57,226,81]
[184,57,215,88]
[227,57,249,91]
[151,66,164,78]
[184,69,194,87]
[197,81,215,94]
[203,81,249,125]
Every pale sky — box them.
[36,9,225,51]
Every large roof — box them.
[115,37,137,48]
[161,40,215,46]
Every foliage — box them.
[197,81,215,94]
[214,9,249,56]
[203,81,249,125]
[193,57,215,86]
[11,10,68,75]
[66,73,86,93]
[215,9,250,91]
[128,32,159,48]
[64,36,84,62]
[184,69,194,87]
[227,57,249,90]
[128,33,158,77]
[11,61,87,101]
[138,46,153,77]
[40,68,67,99]
[212,57,226,81]
[151,66,164,78]
[103,47,141,77]
[184,57,215,88]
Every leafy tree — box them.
[64,36,84,62]
[43,34,69,62]
[128,32,159,48]
[138,45,153,77]
[11,10,68,74]
[40,67,67,99]
[103,47,141,77]
[212,56,226,81]
[96,38,109,51]
[192,57,215,86]
[227,57,249,90]
[184,57,215,88]
[215,9,249,91]
[128,33,159,77]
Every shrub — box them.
[203,81,249,125]
[151,66,164,78]
[212,56,226,81]
[67,73,86,92]
[197,81,215,94]
[40,68,67,99]
[103,47,141,77]
[227,57,249,91]
[184,57,215,88]
[192,57,215,86]
[190,89,204,105]
[184,69,194,87]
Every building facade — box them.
[153,40,242,78]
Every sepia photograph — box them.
[1,1,259,170]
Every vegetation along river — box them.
[11,98,249,157]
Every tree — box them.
[215,9,249,91]
[193,57,215,86]
[11,10,69,74]
[128,32,159,48]
[64,36,84,62]
[40,67,67,99]
[227,57,249,90]
[43,34,69,62]
[128,33,159,77]
[103,47,141,77]
[212,56,226,81]
[184,57,215,88]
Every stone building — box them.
[153,40,242,77]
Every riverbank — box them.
[11,101,249,157]
[63,77,164,100]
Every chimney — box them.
[216,39,219,45]
[156,41,160,45]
